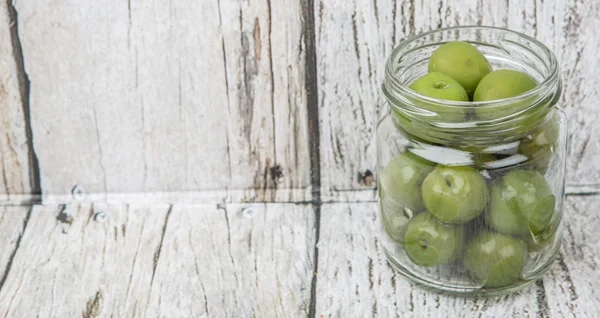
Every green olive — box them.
[404,211,465,267]
[473,70,537,102]
[379,152,435,213]
[421,165,489,224]
[392,72,469,142]
[486,170,555,237]
[428,41,492,97]
[464,231,527,288]
[381,196,414,242]
[407,72,469,122]
[473,69,538,121]
[409,72,469,102]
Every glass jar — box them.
[377,26,566,296]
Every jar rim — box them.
[384,26,560,110]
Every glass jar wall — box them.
[377,27,566,296]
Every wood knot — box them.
[82,290,103,318]
[56,206,73,225]
[270,164,284,184]
[358,170,375,187]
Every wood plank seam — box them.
[302,0,322,316]
[5,0,40,197]
[266,0,278,192]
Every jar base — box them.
[384,248,557,297]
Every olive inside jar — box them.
[377,26,566,296]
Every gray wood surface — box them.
[1,0,598,203]
[0,196,597,317]
[0,206,30,288]
[0,1,37,202]
[11,0,311,203]
[0,203,316,317]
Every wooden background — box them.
[0,0,598,204]
[0,0,598,317]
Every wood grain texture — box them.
[0,206,30,291]
[0,201,595,317]
[316,196,599,317]
[0,203,315,317]
[315,0,600,201]
[542,196,600,317]
[0,1,36,202]
[146,203,315,316]
[0,204,169,317]
[3,0,597,202]
[314,0,393,202]
[13,0,310,203]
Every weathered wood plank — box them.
[14,0,310,203]
[315,0,600,201]
[0,206,30,289]
[551,1,600,192]
[0,1,36,202]
[314,0,393,202]
[316,197,599,317]
[0,203,315,317]
[0,204,169,317]
[146,203,315,316]
[542,196,600,317]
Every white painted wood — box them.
[553,1,600,192]
[542,196,600,317]
[314,0,393,202]
[13,0,310,203]
[0,204,169,317]
[0,199,596,316]
[315,0,600,201]
[316,197,600,317]
[0,206,29,283]
[41,188,311,205]
[0,203,315,317]
[1,0,595,202]
[0,2,34,202]
[146,203,315,316]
